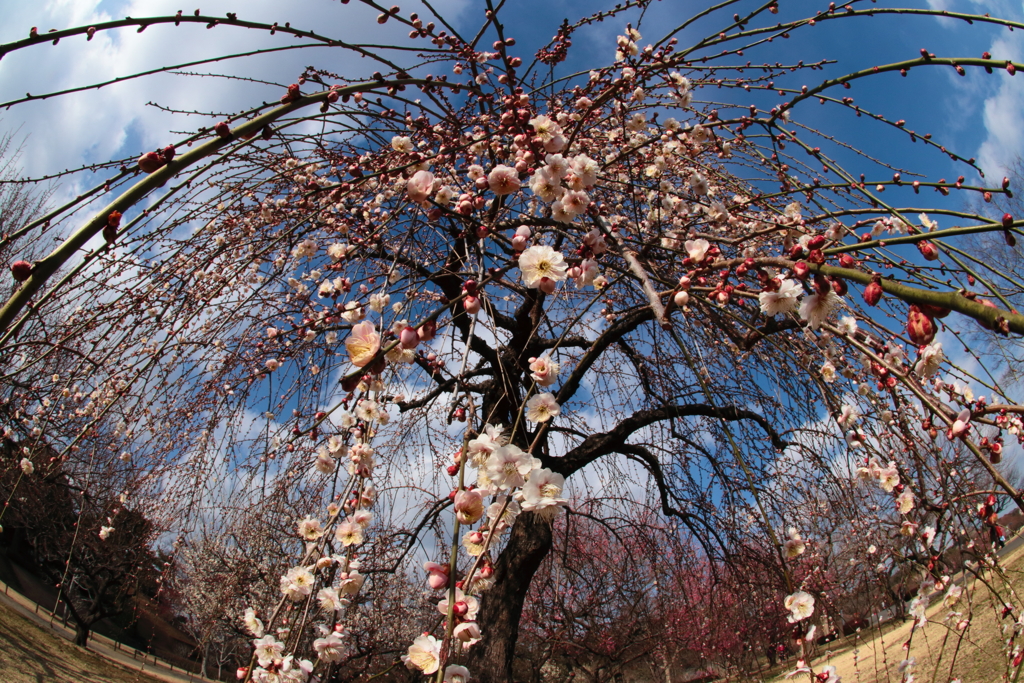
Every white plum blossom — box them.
[487,165,521,195]
[405,635,441,674]
[759,279,802,316]
[244,608,265,637]
[335,519,364,546]
[878,463,900,492]
[280,566,316,601]
[820,362,837,383]
[19,458,33,475]
[521,468,568,519]
[444,665,471,683]
[292,239,317,259]
[437,587,479,621]
[391,135,414,153]
[454,621,482,648]
[518,245,568,288]
[525,392,560,422]
[799,291,841,329]
[915,341,944,378]
[345,321,380,368]
[253,635,286,668]
[784,591,815,622]
[485,445,537,490]
[314,631,346,662]
[466,423,506,467]
[406,170,434,204]
[783,527,806,558]
[317,586,344,613]
[684,238,710,263]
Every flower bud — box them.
[10,260,33,281]
[792,261,810,280]
[917,240,939,261]
[454,489,484,525]
[400,326,419,349]
[863,279,883,306]
[137,151,165,174]
[418,319,437,342]
[906,305,936,346]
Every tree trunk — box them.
[74,621,90,647]
[468,511,553,683]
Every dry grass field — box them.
[0,598,170,683]
[769,544,1024,683]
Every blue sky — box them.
[0,0,1020,194]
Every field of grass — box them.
[0,597,169,683]
[769,544,1024,683]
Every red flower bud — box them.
[792,261,810,280]
[813,273,831,295]
[137,151,165,173]
[830,277,848,297]
[340,373,361,392]
[161,145,176,162]
[10,260,33,281]
[863,279,883,306]
[1002,213,1014,229]
[214,121,232,139]
[399,326,419,349]
[839,253,856,268]
[418,319,437,342]
[917,240,939,261]
[807,249,825,265]
[918,303,950,318]
[807,235,826,251]
[906,305,936,346]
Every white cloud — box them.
[0,0,470,188]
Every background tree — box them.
[0,439,159,645]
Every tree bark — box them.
[74,621,90,647]
[468,511,553,683]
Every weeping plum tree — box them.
[1,1,1024,682]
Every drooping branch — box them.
[549,402,789,477]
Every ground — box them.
[769,542,1024,683]
[0,596,172,683]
